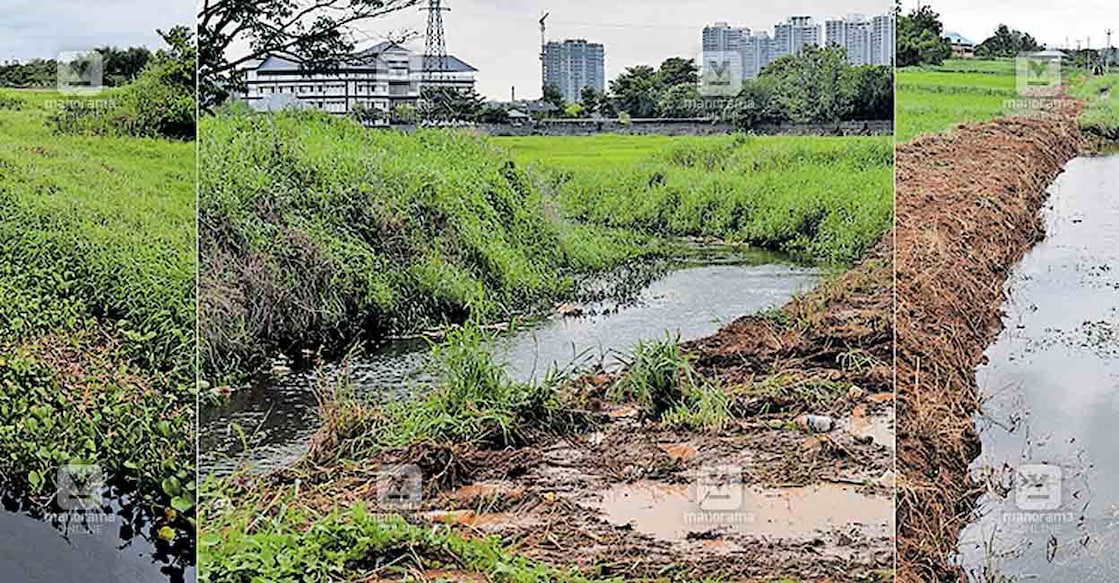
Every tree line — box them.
[539,48,892,127]
[897,3,1045,67]
[0,46,153,88]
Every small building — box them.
[242,41,477,116]
[944,32,975,59]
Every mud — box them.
[231,236,897,581]
[895,110,1085,582]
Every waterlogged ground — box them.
[200,255,820,476]
[959,155,1119,580]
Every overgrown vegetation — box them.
[1068,72,1119,139]
[612,336,731,431]
[47,26,196,140]
[501,134,894,263]
[0,45,152,89]
[0,84,196,555]
[308,323,588,464]
[199,111,661,381]
[199,482,607,582]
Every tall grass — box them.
[499,134,894,263]
[310,322,586,464]
[1068,72,1119,139]
[200,111,660,381]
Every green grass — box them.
[199,480,613,583]
[0,89,196,538]
[897,60,1018,142]
[200,111,663,381]
[497,134,893,264]
[1068,72,1119,139]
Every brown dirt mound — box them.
[896,112,1084,582]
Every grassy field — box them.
[0,89,196,541]
[896,59,1018,142]
[497,134,894,263]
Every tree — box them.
[478,104,509,124]
[976,25,1044,58]
[897,6,951,67]
[198,0,419,110]
[761,46,852,124]
[579,86,602,115]
[655,57,699,88]
[542,82,566,110]
[722,77,781,128]
[842,65,894,120]
[419,86,483,122]
[610,65,659,117]
[658,84,702,118]
[96,46,152,86]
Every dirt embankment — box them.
[247,242,897,582]
[896,112,1084,582]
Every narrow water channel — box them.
[200,253,821,477]
[0,498,192,583]
[958,155,1119,580]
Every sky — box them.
[346,0,893,100]
[0,0,193,62]
[903,0,1119,50]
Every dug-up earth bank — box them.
[896,110,1084,582]
[234,241,897,582]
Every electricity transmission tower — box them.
[422,0,449,81]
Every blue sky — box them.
[0,0,193,62]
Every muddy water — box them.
[594,482,894,542]
[958,155,1119,580]
[200,256,820,476]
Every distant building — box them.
[871,14,896,66]
[242,41,476,115]
[542,39,605,104]
[826,13,895,66]
[944,32,976,59]
[701,15,820,89]
[773,16,822,58]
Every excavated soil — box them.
[895,111,1084,582]
[244,243,897,582]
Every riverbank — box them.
[895,107,1085,581]
[200,113,893,384]
[200,236,895,581]
[0,89,196,574]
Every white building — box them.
[702,15,821,90]
[542,39,606,104]
[242,41,477,115]
[825,13,895,66]
[773,16,822,58]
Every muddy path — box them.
[895,110,1085,582]
[241,243,896,581]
